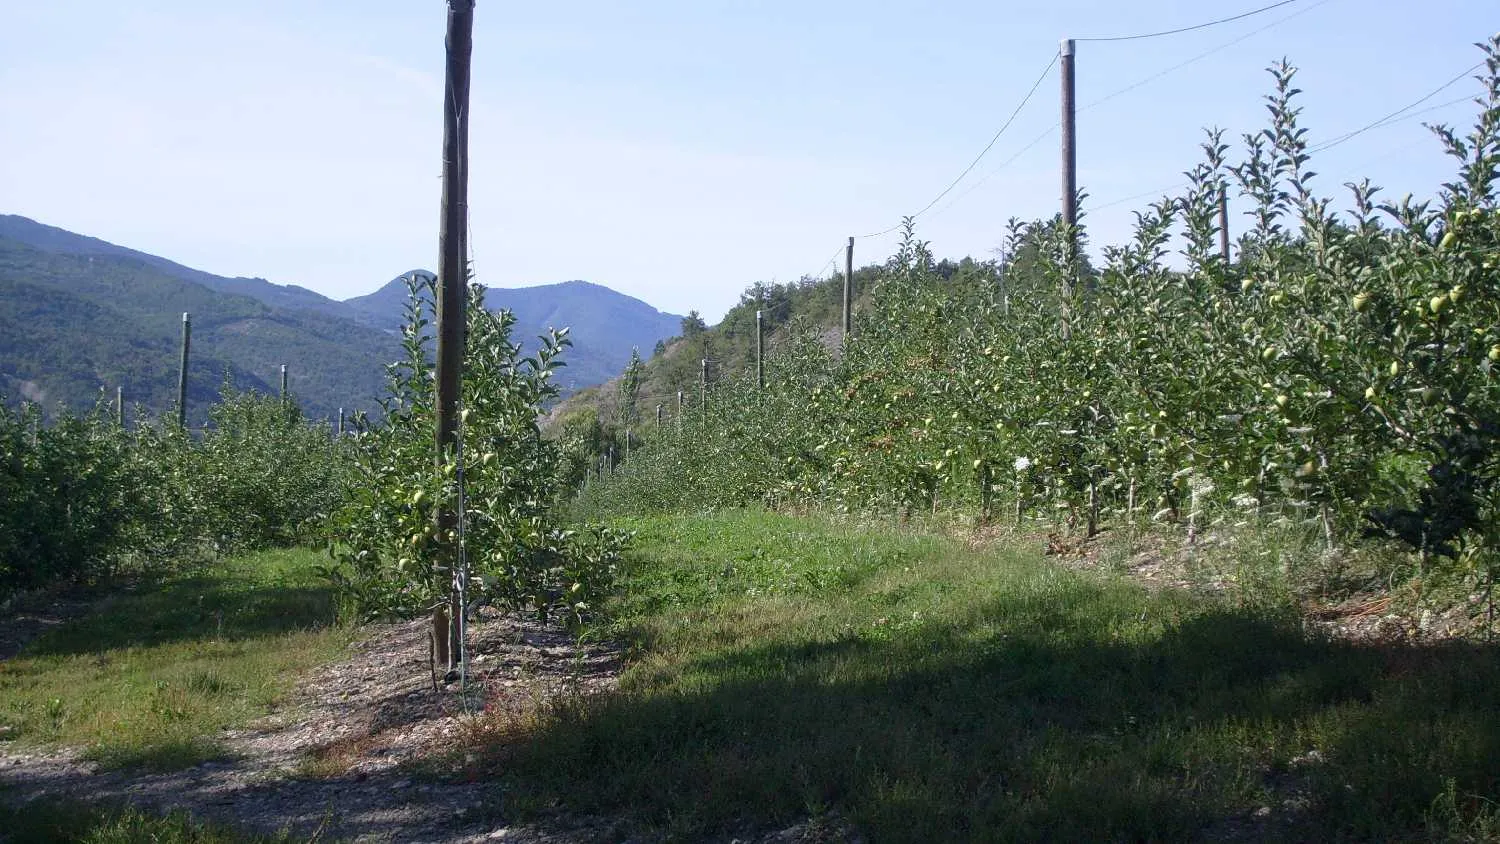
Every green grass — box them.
[470,509,1500,842]
[0,791,310,843]
[0,548,349,771]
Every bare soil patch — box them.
[0,609,628,842]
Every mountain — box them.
[0,215,684,420]
[344,275,684,389]
[0,232,398,423]
[0,215,352,320]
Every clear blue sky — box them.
[1,1,1493,320]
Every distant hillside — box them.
[345,275,685,390]
[545,272,862,434]
[0,235,396,422]
[0,215,352,320]
[544,258,989,437]
[0,215,686,420]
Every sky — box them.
[1,1,1495,321]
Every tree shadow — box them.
[491,594,1500,842]
[21,572,335,657]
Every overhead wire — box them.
[1079,0,1335,112]
[1309,62,1485,153]
[808,0,1475,274]
[1090,64,1484,215]
[928,0,1334,221]
[928,126,1058,220]
[1391,93,1484,124]
[1330,95,1480,179]
[1076,0,1305,42]
[805,245,844,282]
[854,50,1059,239]
[1092,183,1189,212]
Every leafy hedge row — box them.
[0,390,348,596]
[328,276,626,623]
[2,275,626,621]
[578,43,1500,585]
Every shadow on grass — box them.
[490,595,1500,842]
[83,737,231,773]
[0,787,302,843]
[24,573,336,657]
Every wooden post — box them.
[177,312,191,429]
[280,364,288,403]
[979,461,992,522]
[676,390,683,429]
[433,0,475,678]
[1087,474,1100,538]
[1060,38,1078,335]
[656,403,663,427]
[115,387,124,428]
[337,407,345,436]
[755,309,765,390]
[843,237,854,346]
[700,358,707,409]
[1218,187,1231,266]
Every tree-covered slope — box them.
[345,275,684,391]
[0,236,395,422]
[0,214,353,320]
[0,214,688,419]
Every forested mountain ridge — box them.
[344,275,684,390]
[0,215,685,420]
[0,234,397,422]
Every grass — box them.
[0,791,311,843]
[465,509,1500,842]
[0,548,350,771]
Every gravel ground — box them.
[0,610,630,842]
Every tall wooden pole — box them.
[843,237,854,346]
[115,387,124,429]
[1218,187,1231,266]
[434,0,475,677]
[676,390,683,429]
[755,309,765,390]
[280,364,288,403]
[337,407,345,436]
[177,312,191,429]
[700,358,707,409]
[1060,38,1077,337]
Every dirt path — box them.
[0,610,626,842]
